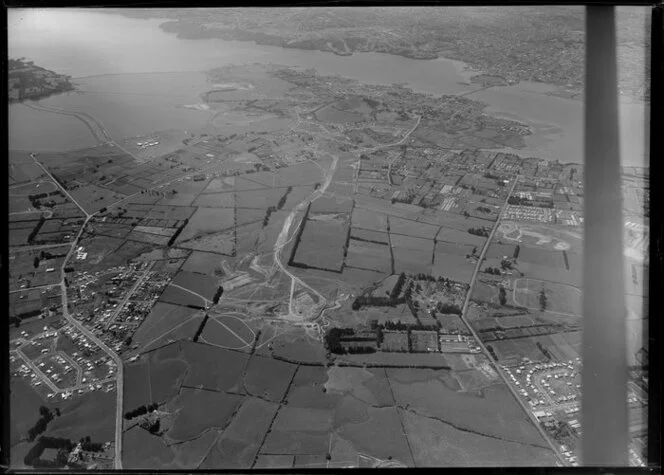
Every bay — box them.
[8,9,648,167]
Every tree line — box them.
[467,227,490,237]
[27,406,59,442]
[124,402,159,420]
[263,186,293,227]
[27,216,46,244]
[167,218,189,247]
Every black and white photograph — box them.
[5,5,653,469]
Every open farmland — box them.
[199,315,255,350]
[402,410,556,466]
[291,218,349,272]
[243,356,297,402]
[181,342,248,393]
[513,278,582,316]
[159,284,208,308]
[200,397,279,469]
[171,271,220,301]
[166,387,243,441]
[351,206,388,232]
[180,250,227,276]
[345,239,391,273]
[133,303,202,350]
[391,234,433,275]
[176,207,235,243]
[387,368,545,446]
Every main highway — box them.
[458,175,567,465]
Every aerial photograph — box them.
[7,6,649,469]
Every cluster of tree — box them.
[351,295,392,310]
[324,327,356,354]
[435,302,462,315]
[212,286,223,304]
[507,196,533,206]
[536,341,552,360]
[498,286,507,306]
[539,289,547,312]
[513,245,521,259]
[24,436,75,468]
[378,320,440,332]
[346,346,376,354]
[507,196,553,208]
[79,436,103,452]
[483,172,501,180]
[147,419,161,434]
[500,259,514,270]
[475,206,492,214]
[484,267,502,275]
[391,195,415,205]
[486,344,499,361]
[352,273,408,310]
[467,227,490,237]
[167,218,189,247]
[27,216,46,244]
[27,406,55,442]
[263,186,293,227]
[390,272,407,300]
[124,402,159,420]
[28,190,63,208]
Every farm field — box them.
[345,239,391,273]
[133,302,202,350]
[165,387,243,441]
[350,228,389,244]
[291,219,348,272]
[45,389,117,443]
[178,230,235,255]
[351,207,388,232]
[176,208,235,243]
[159,284,208,308]
[513,278,581,316]
[180,250,227,275]
[402,410,556,466]
[201,397,279,469]
[10,378,48,446]
[490,338,548,363]
[387,368,544,446]
[243,355,297,402]
[388,216,439,239]
[123,425,175,468]
[192,192,235,208]
[433,250,475,283]
[199,315,255,350]
[391,234,434,275]
[171,271,220,301]
[181,342,248,393]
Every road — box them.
[14,349,62,393]
[29,151,125,468]
[458,176,567,465]
[168,283,210,308]
[104,262,155,330]
[272,155,339,319]
[31,154,91,219]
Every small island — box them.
[8,58,75,102]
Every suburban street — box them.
[31,152,124,469]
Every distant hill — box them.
[107,6,649,102]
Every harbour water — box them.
[9,9,648,167]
